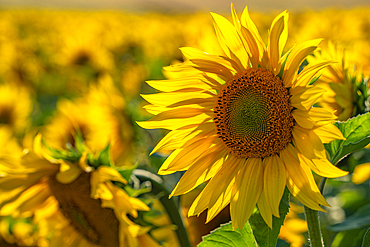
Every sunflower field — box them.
[0,5,370,247]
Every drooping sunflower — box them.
[0,135,159,247]
[138,4,349,229]
[307,41,369,121]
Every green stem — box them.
[133,169,191,247]
[304,206,324,247]
[319,177,327,194]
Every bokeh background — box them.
[1,0,370,246]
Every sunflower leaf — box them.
[248,188,290,247]
[198,221,258,247]
[362,227,370,247]
[324,112,370,165]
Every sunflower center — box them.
[0,107,14,126]
[48,172,120,247]
[214,68,294,158]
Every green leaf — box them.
[328,203,370,231]
[331,228,368,247]
[123,185,151,197]
[249,188,290,247]
[116,166,137,182]
[325,113,370,165]
[199,222,258,247]
[97,144,114,167]
[362,227,370,247]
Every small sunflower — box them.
[0,84,32,135]
[307,41,369,121]
[43,79,133,165]
[56,23,114,72]
[0,135,159,247]
[138,4,348,229]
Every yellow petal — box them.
[146,76,216,93]
[180,47,240,73]
[263,154,286,218]
[292,109,315,129]
[169,146,226,197]
[292,126,326,160]
[158,135,218,174]
[295,60,336,87]
[150,128,195,155]
[78,151,93,173]
[145,107,211,121]
[240,5,266,66]
[210,12,249,68]
[136,112,212,130]
[302,155,348,178]
[283,39,322,87]
[352,163,370,184]
[313,123,345,143]
[280,145,328,209]
[188,188,210,217]
[129,197,150,212]
[257,188,273,229]
[162,60,201,76]
[0,182,49,216]
[286,176,326,212]
[290,86,326,110]
[230,158,263,230]
[308,107,337,124]
[141,91,214,108]
[55,161,81,184]
[91,182,113,200]
[206,155,242,223]
[22,152,59,174]
[95,166,127,184]
[268,10,288,75]
[143,100,215,116]
[299,157,330,207]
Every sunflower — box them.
[138,4,349,229]
[0,134,160,247]
[307,41,369,121]
[0,84,32,135]
[43,77,133,165]
[56,20,114,72]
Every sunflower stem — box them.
[133,169,191,247]
[304,206,324,247]
[319,177,327,194]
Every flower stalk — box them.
[133,169,191,247]
[304,206,324,247]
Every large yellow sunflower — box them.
[138,4,348,229]
[0,135,159,247]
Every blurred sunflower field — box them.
[0,5,370,247]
